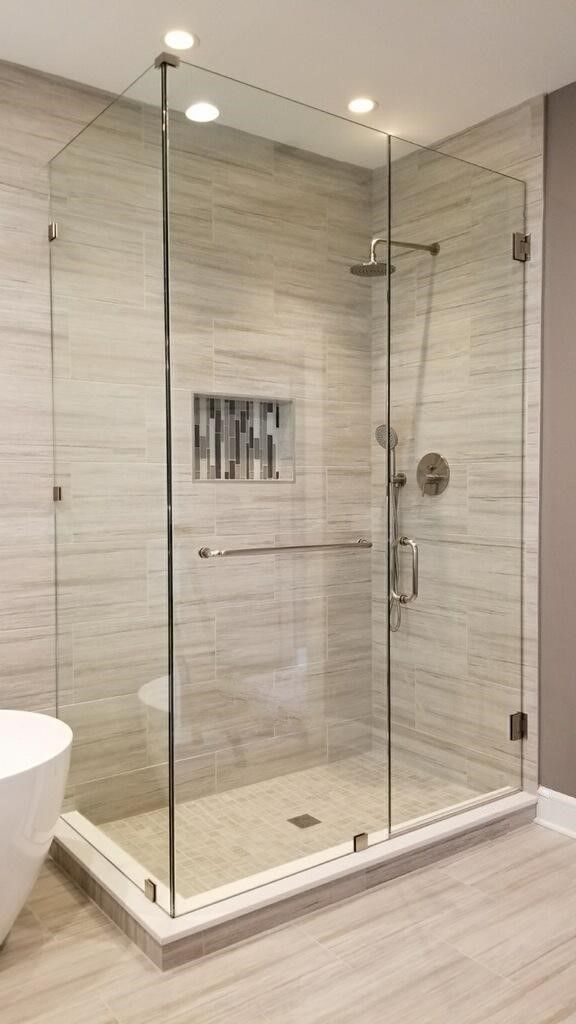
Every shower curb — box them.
[51,792,536,970]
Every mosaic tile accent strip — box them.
[193,394,293,481]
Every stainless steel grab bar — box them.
[391,536,419,604]
[198,538,372,559]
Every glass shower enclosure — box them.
[49,55,525,917]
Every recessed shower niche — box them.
[193,394,294,481]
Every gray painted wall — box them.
[541,82,576,796]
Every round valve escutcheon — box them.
[417,453,450,496]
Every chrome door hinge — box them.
[509,711,528,741]
[52,485,62,502]
[353,832,369,853]
[144,878,157,902]
[512,232,531,262]
[48,221,58,242]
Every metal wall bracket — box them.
[353,832,369,853]
[509,711,528,741]
[154,52,180,68]
[512,232,531,262]
[48,221,58,242]
[144,878,157,902]
[52,485,62,502]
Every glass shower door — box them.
[167,61,392,912]
[388,137,526,829]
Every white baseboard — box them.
[536,786,576,839]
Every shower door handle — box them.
[396,536,419,605]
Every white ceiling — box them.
[2,0,576,145]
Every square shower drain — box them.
[287,814,321,829]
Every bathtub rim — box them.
[0,710,72,782]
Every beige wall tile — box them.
[60,693,148,788]
[216,729,328,791]
[54,379,148,462]
[71,617,169,702]
[0,626,57,711]
[215,596,327,677]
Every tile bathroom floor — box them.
[98,751,484,898]
[6,823,576,1022]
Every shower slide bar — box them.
[198,539,372,558]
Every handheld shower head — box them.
[375,424,398,449]
[375,424,403,487]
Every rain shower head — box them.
[350,259,395,277]
[350,235,439,279]
[375,424,398,449]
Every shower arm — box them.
[370,237,440,261]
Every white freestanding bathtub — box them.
[0,711,72,946]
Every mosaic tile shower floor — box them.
[98,753,484,900]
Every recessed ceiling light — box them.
[185,102,220,123]
[164,29,196,50]
[348,97,377,114]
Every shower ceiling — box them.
[2,0,576,145]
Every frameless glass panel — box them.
[388,136,525,830]
[162,61,391,913]
[49,53,526,916]
[49,68,172,908]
